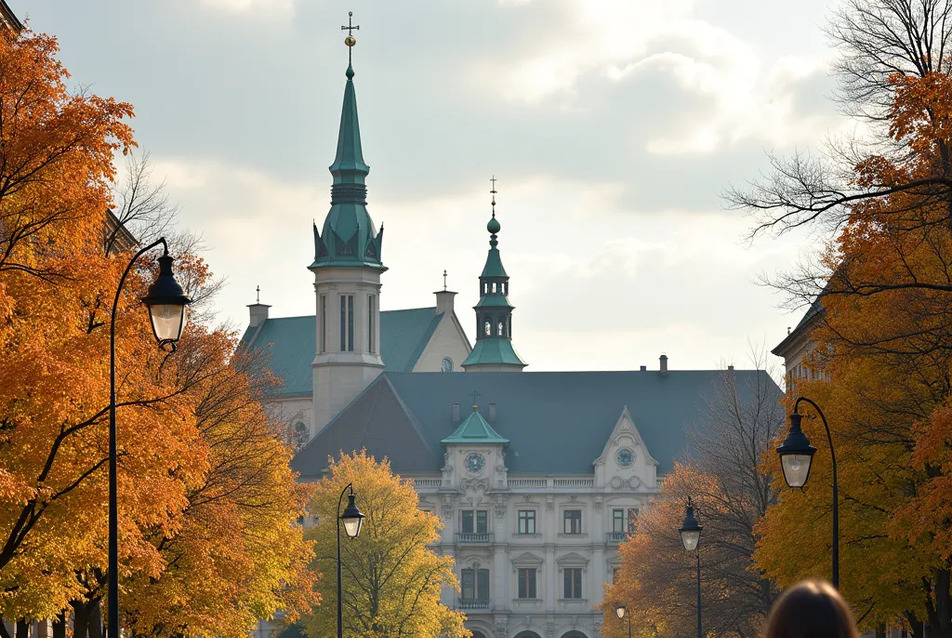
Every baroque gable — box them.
[593,405,659,491]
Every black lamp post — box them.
[337,483,365,638]
[678,498,702,638]
[108,238,191,638]
[776,396,838,589]
[615,603,631,638]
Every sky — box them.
[13,0,849,373]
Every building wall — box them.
[413,313,472,373]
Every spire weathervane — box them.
[256,285,261,304]
[470,390,481,410]
[342,11,359,68]
[443,269,448,291]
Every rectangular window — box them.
[461,567,490,601]
[563,568,582,599]
[340,294,354,351]
[319,295,327,353]
[612,509,625,534]
[517,510,536,535]
[517,568,537,599]
[368,295,376,353]
[461,510,488,534]
[347,294,354,351]
[563,510,582,534]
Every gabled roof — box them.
[291,369,782,479]
[240,308,445,396]
[441,406,509,444]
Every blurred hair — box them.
[763,580,859,638]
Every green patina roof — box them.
[474,292,513,309]
[461,338,526,368]
[240,308,447,396]
[441,406,509,444]
[480,246,508,278]
[312,61,384,270]
[292,369,784,477]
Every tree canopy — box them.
[301,451,468,638]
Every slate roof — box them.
[240,308,445,396]
[291,369,781,479]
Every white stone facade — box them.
[407,407,660,638]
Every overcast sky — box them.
[14,0,847,373]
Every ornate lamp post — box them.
[615,604,631,638]
[776,396,838,588]
[109,238,191,638]
[337,483,365,638]
[678,498,703,638]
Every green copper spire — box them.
[311,17,385,271]
[462,179,527,371]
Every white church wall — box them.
[413,312,472,373]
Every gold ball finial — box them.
[345,35,356,47]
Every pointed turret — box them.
[310,15,386,437]
[462,185,527,372]
[311,28,385,271]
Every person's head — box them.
[763,580,859,638]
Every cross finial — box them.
[469,390,481,409]
[490,175,497,214]
[443,269,448,291]
[256,285,261,304]
[342,11,359,67]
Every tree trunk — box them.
[933,568,952,638]
[51,613,65,638]
[905,610,925,638]
[71,601,89,638]
[15,620,28,638]
[87,602,102,638]
[0,619,13,638]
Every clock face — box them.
[616,448,634,467]
[465,452,486,473]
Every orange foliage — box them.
[0,29,313,636]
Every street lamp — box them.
[337,483,365,638]
[678,498,702,638]
[615,603,631,638]
[776,396,838,589]
[109,238,191,638]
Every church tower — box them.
[310,19,386,435]
[461,185,527,372]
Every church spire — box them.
[311,15,384,270]
[462,179,527,372]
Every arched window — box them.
[441,357,453,373]
[484,321,491,336]
[492,282,497,293]
[561,632,588,638]
[497,321,504,336]
[515,632,542,638]
[471,632,487,638]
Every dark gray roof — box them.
[291,369,781,479]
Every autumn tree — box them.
[0,28,314,638]
[604,368,783,638]
[301,452,468,638]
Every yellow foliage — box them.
[301,451,469,638]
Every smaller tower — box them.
[462,181,527,372]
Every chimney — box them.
[660,354,668,373]
[248,303,271,328]
[435,290,457,315]
[248,285,271,328]
[435,269,456,315]
[639,365,646,371]
[727,364,734,371]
